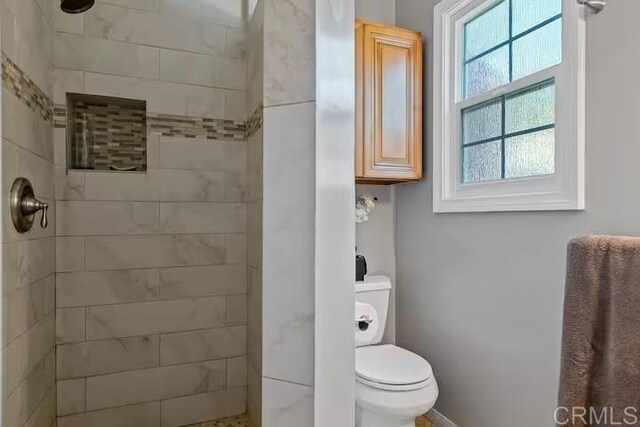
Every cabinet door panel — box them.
[357,22,423,183]
[380,45,409,161]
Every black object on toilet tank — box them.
[356,255,367,282]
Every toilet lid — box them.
[356,345,432,386]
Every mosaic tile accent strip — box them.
[185,414,247,427]
[54,106,67,129]
[148,113,246,141]
[67,95,147,171]
[1,53,53,122]
[246,104,263,138]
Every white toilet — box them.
[355,276,438,427]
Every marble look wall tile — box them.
[1,0,54,94]
[262,378,313,427]
[53,3,84,34]
[57,401,160,427]
[3,239,55,294]
[3,242,17,293]
[159,49,244,90]
[55,167,85,200]
[262,103,315,386]
[3,314,55,396]
[57,335,160,379]
[3,274,55,344]
[55,33,160,79]
[56,237,84,273]
[226,356,247,388]
[83,170,159,201]
[4,350,56,427]
[57,378,86,416]
[56,307,85,344]
[159,138,246,172]
[85,297,226,339]
[225,234,246,265]
[263,0,315,106]
[97,0,160,12]
[85,3,226,56]
[246,203,262,271]
[245,0,264,116]
[84,234,225,270]
[225,90,246,122]
[57,201,160,236]
[54,77,83,116]
[226,28,245,60]
[158,170,227,202]
[159,0,243,29]
[84,72,226,119]
[160,325,245,366]
[225,295,247,326]
[159,265,246,299]
[86,360,225,410]
[16,238,56,289]
[57,269,159,308]
[247,267,262,375]
[54,128,66,165]
[247,363,261,427]
[159,203,245,235]
[147,134,160,169]
[2,88,53,161]
[225,172,247,202]
[24,384,56,427]
[160,388,246,427]
[2,0,53,62]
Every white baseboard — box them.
[427,409,457,427]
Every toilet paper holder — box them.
[356,314,374,331]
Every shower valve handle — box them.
[10,178,49,233]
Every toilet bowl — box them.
[355,277,438,427]
[356,344,438,427]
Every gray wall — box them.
[356,0,395,24]
[394,1,640,426]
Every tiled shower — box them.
[1,0,317,426]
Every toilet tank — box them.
[355,275,391,346]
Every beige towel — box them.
[558,235,640,427]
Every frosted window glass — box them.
[512,0,561,35]
[463,100,502,144]
[464,46,510,98]
[505,128,555,178]
[463,141,502,183]
[464,1,509,60]
[505,81,555,134]
[512,19,562,80]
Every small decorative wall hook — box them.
[577,0,606,14]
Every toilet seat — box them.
[356,345,432,391]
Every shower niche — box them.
[66,93,147,172]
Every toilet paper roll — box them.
[355,302,379,346]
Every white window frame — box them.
[433,0,585,213]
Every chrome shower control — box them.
[10,178,49,233]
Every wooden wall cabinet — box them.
[356,20,423,184]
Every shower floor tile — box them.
[185,414,247,427]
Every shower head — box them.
[60,0,95,14]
